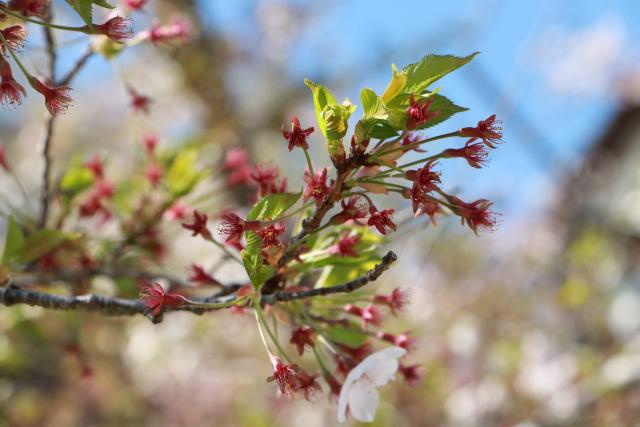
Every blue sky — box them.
[201,0,640,220]
[2,0,638,225]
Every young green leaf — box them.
[15,230,79,264]
[247,192,301,221]
[166,149,202,197]
[325,326,369,347]
[60,164,95,197]
[65,0,114,27]
[242,231,275,289]
[242,192,300,288]
[360,88,387,120]
[1,216,26,264]
[401,52,479,95]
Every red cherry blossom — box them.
[84,155,104,179]
[141,134,158,156]
[145,163,163,187]
[123,0,147,11]
[344,304,383,329]
[405,160,441,193]
[448,195,499,234]
[377,331,416,351]
[330,196,368,225]
[164,202,189,221]
[406,95,438,130]
[324,373,342,400]
[139,282,188,317]
[400,132,426,153]
[30,77,72,116]
[367,207,396,235]
[0,57,26,107]
[217,212,261,242]
[147,19,190,45]
[7,0,49,17]
[297,370,321,401]
[267,356,301,396]
[222,147,252,186]
[459,114,503,148]
[181,210,212,240]
[337,342,373,363]
[93,16,133,41]
[373,288,410,315]
[290,326,315,356]
[128,87,152,114]
[303,167,330,206]
[441,140,489,168]
[187,264,219,286]
[328,231,360,257]
[399,364,424,386]
[0,25,26,53]
[281,116,314,151]
[257,222,285,248]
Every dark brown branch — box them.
[0,283,238,319]
[37,22,57,229]
[262,251,397,304]
[0,251,397,318]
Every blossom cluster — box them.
[0,0,191,115]
[0,35,503,423]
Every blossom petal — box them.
[347,379,379,423]
[337,346,406,423]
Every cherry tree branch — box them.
[0,251,397,318]
[262,250,397,304]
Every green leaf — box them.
[15,230,79,264]
[317,255,380,288]
[304,78,338,138]
[65,0,114,27]
[247,192,301,221]
[360,88,387,120]
[387,93,467,131]
[166,149,202,197]
[241,231,275,289]
[242,192,301,288]
[60,164,94,196]
[2,216,25,264]
[325,326,369,347]
[402,52,479,95]
[305,79,355,161]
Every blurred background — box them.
[2,0,640,426]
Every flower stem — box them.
[253,297,293,363]
[208,238,243,265]
[0,7,92,34]
[372,131,460,158]
[303,148,314,175]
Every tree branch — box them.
[58,46,94,86]
[262,250,397,304]
[0,251,397,318]
[37,21,57,228]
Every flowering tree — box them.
[0,1,503,422]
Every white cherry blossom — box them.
[337,346,406,423]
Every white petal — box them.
[337,347,406,422]
[348,379,380,423]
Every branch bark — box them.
[0,251,397,319]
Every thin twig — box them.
[59,46,94,86]
[262,251,397,304]
[37,21,57,228]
